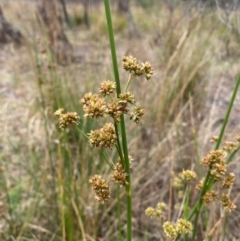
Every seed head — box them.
[89,175,110,203]
[118,92,135,104]
[210,135,219,143]
[201,150,226,167]
[220,194,236,212]
[222,141,238,152]
[111,161,128,187]
[130,106,144,124]
[163,222,178,240]
[81,93,106,119]
[155,202,166,218]
[122,55,145,76]
[54,109,80,129]
[202,190,218,204]
[107,100,128,122]
[142,61,154,80]
[99,80,116,96]
[176,219,193,234]
[54,108,64,116]
[88,123,117,149]
[173,176,183,189]
[145,207,156,218]
[196,178,204,190]
[221,173,235,189]
[179,170,197,182]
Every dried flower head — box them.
[163,222,178,240]
[122,55,145,76]
[54,108,64,117]
[81,93,106,118]
[155,202,166,218]
[220,194,236,212]
[202,190,218,204]
[130,106,144,124]
[88,123,117,149]
[142,61,154,80]
[173,176,183,189]
[99,80,116,96]
[89,175,110,203]
[54,109,80,129]
[176,219,193,234]
[222,141,238,152]
[210,135,219,143]
[145,207,156,218]
[196,178,204,190]
[201,150,226,167]
[179,170,197,182]
[201,150,227,180]
[106,100,129,122]
[118,92,135,104]
[112,161,128,187]
[221,173,235,189]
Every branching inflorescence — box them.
[55,56,153,203]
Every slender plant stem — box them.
[191,75,240,241]
[104,1,132,240]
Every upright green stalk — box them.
[191,75,240,241]
[104,1,132,240]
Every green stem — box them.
[104,1,132,240]
[124,74,133,92]
[190,75,240,241]
[76,126,89,139]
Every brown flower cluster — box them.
[81,93,106,118]
[54,108,80,129]
[199,141,238,211]
[201,150,227,181]
[89,175,110,203]
[99,80,116,96]
[221,194,236,212]
[111,160,128,187]
[145,202,166,219]
[122,55,154,80]
[88,123,117,149]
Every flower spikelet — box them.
[201,150,226,167]
[176,219,193,234]
[118,92,135,104]
[179,170,197,182]
[99,80,116,96]
[222,141,238,152]
[221,194,236,212]
[145,207,156,218]
[107,100,128,122]
[196,178,204,190]
[155,202,166,218]
[88,123,117,149]
[81,93,106,119]
[54,109,80,129]
[112,161,128,187]
[221,173,235,189]
[202,190,218,204]
[163,222,178,240]
[54,108,64,116]
[173,176,183,189]
[122,55,144,76]
[130,106,144,123]
[142,61,153,80]
[89,175,110,203]
[201,150,227,180]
